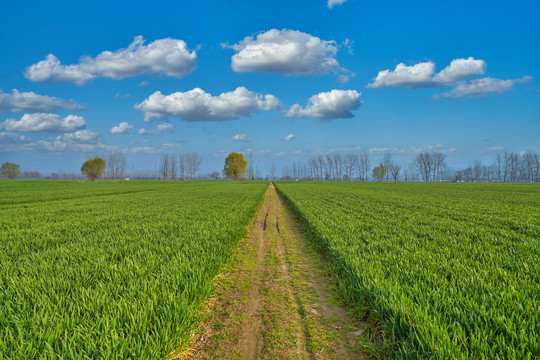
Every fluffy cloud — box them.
[138,122,176,135]
[368,57,532,98]
[225,29,347,76]
[368,62,436,88]
[432,58,486,85]
[0,128,106,153]
[134,87,280,121]
[285,89,361,119]
[0,132,26,144]
[327,0,348,8]
[61,129,100,143]
[25,139,111,153]
[284,134,295,141]
[232,134,251,142]
[433,76,532,99]
[367,57,486,88]
[25,36,197,85]
[2,113,86,132]
[0,89,83,112]
[110,122,133,134]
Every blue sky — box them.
[1,0,539,175]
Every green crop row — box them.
[0,180,268,359]
[274,182,540,359]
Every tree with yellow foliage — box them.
[223,152,247,180]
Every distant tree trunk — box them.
[343,154,357,181]
[357,152,370,181]
[333,153,343,181]
[390,164,401,183]
[106,151,128,179]
[326,155,334,181]
[382,153,392,181]
[185,152,202,180]
[179,153,186,179]
[160,154,169,180]
[245,150,254,180]
[169,153,177,180]
[414,151,433,182]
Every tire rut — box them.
[183,183,370,360]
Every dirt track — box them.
[184,183,369,359]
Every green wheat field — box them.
[1,180,539,359]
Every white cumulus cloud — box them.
[24,139,111,153]
[367,57,486,88]
[367,62,435,88]
[327,0,348,8]
[0,89,83,112]
[2,113,86,132]
[368,57,531,99]
[138,122,176,135]
[225,29,348,77]
[433,76,532,99]
[284,134,295,141]
[61,129,100,143]
[134,87,280,121]
[432,58,486,85]
[285,89,361,119]
[0,132,27,144]
[25,36,197,85]
[110,122,133,134]
[232,134,251,142]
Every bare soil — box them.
[180,183,370,360]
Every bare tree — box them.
[160,154,169,180]
[473,160,482,182]
[407,162,419,181]
[317,155,327,181]
[389,164,401,183]
[106,151,128,179]
[357,152,370,181]
[169,153,177,180]
[534,152,540,182]
[509,152,519,182]
[493,153,503,182]
[245,150,254,180]
[414,151,433,182]
[282,165,290,180]
[326,155,334,181]
[291,161,298,180]
[333,153,343,180]
[382,153,393,181]
[523,150,536,182]
[185,152,202,179]
[433,152,446,181]
[343,153,357,181]
[463,167,473,182]
[178,153,186,180]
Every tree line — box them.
[281,150,540,183]
[282,152,409,182]
[2,150,539,182]
[159,153,203,180]
[454,151,540,183]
